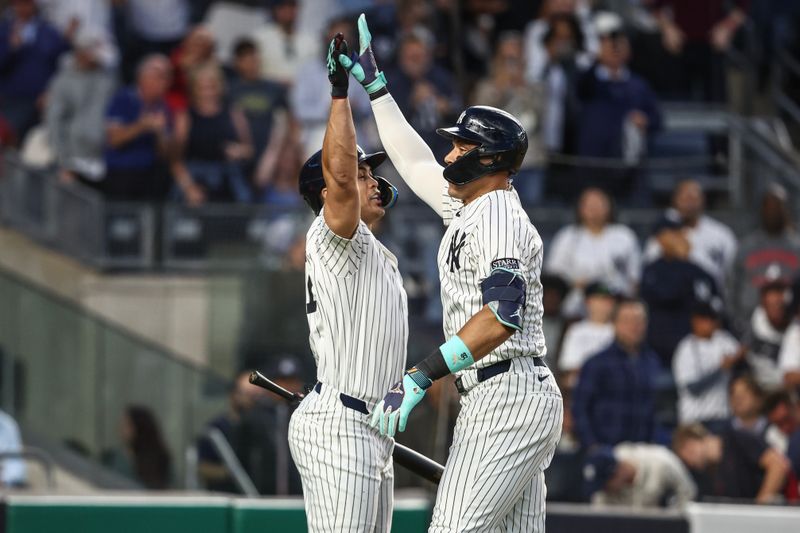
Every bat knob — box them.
[248,371,258,384]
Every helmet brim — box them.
[359,151,387,171]
[436,126,485,146]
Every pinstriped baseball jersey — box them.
[437,187,546,370]
[305,213,408,404]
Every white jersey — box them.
[438,186,546,370]
[672,330,738,423]
[304,214,407,404]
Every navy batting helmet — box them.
[436,106,528,186]
[298,146,397,215]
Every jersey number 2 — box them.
[306,276,317,314]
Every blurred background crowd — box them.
[1,0,800,515]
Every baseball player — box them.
[341,15,564,532]
[287,33,407,532]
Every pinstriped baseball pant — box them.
[429,357,563,533]
[288,384,394,533]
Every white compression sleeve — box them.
[370,93,447,218]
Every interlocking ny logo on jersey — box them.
[446,230,468,272]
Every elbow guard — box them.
[481,268,526,331]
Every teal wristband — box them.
[440,335,474,374]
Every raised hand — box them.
[338,13,387,96]
[327,32,350,98]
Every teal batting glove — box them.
[338,13,387,96]
[370,370,429,437]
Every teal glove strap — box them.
[440,335,474,374]
[370,373,426,438]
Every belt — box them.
[313,382,369,415]
[454,358,547,395]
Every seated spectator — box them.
[166,25,216,112]
[385,27,460,160]
[0,408,26,488]
[558,281,615,387]
[44,30,117,186]
[573,299,662,449]
[197,371,260,493]
[250,0,317,85]
[742,277,793,391]
[574,12,662,201]
[763,390,800,481]
[104,54,174,201]
[583,443,696,508]
[673,423,790,504]
[228,38,290,197]
[472,31,547,205]
[641,215,721,366]
[673,299,744,432]
[733,184,800,324]
[654,0,747,102]
[119,0,190,81]
[171,64,253,205]
[545,188,640,318]
[644,179,738,290]
[523,0,598,84]
[291,16,373,159]
[0,0,69,144]
[730,374,769,436]
[102,405,172,490]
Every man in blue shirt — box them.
[104,54,173,201]
[0,0,68,143]
[573,298,663,449]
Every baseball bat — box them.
[249,371,445,485]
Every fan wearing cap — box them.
[288,32,406,532]
[342,14,562,532]
[584,443,696,508]
[672,297,745,432]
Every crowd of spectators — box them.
[2,0,798,208]
[4,0,800,508]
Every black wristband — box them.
[331,86,348,98]
[368,87,389,101]
[415,347,450,382]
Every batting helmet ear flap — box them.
[376,176,398,208]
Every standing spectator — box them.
[573,299,663,448]
[545,188,641,318]
[229,38,290,197]
[763,390,800,480]
[645,179,738,292]
[0,0,69,143]
[44,30,117,186]
[250,0,317,85]
[166,25,216,112]
[742,277,792,391]
[0,409,26,488]
[732,184,800,323]
[558,281,616,387]
[583,443,696,508]
[523,0,598,83]
[641,215,721,366]
[654,0,748,102]
[171,63,253,205]
[575,12,662,201]
[672,299,744,432]
[290,16,373,159]
[37,0,118,68]
[119,0,190,81]
[104,54,174,201]
[102,406,172,490]
[673,423,790,504]
[384,27,460,160]
[472,31,548,205]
